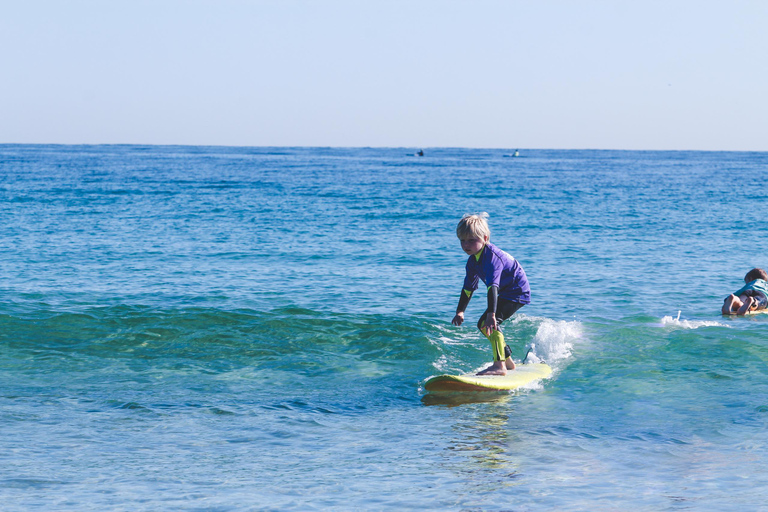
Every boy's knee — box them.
[478,315,500,331]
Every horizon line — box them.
[1,142,765,154]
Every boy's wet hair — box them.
[745,268,768,282]
[456,212,491,240]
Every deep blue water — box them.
[2,145,768,510]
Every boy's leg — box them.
[736,292,766,315]
[476,312,507,375]
[737,295,755,315]
[723,294,741,315]
[498,301,524,369]
[477,300,524,371]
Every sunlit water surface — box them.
[2,145,768,510]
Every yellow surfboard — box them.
[424,363,552,392]
[726,309,768,316]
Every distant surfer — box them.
[451,213,531,376]
[417,149,424,157]
[722,268,768,315]
[513,149,519,157]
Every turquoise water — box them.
[2,145,768,510]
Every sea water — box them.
[1,145,767,510]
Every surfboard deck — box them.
[723,309,768,316]
[424,363,552,392]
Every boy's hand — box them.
[484,312,498,336]
[452,312,464,326]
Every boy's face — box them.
[460,235,487,256]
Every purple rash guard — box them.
[462,242,531,304]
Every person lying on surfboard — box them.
[722,268,768,315]
[451,213,531,376]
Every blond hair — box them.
[456,212,491,240]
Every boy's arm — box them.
[452,289,473,326]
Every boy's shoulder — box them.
[739,279,768,294]
[484,242,516,264]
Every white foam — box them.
[436,332,477,346]
[432,314,583,373]
[660,315,729,329]
[516,315,583,364]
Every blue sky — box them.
[2,0,766,150]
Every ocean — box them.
[1,144,767,510]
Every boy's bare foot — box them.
[505,358,516,370]
[477,362,507,376]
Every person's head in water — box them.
[745,268,768,283]
[456,213,490,256]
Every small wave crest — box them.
[660,310,729,329]
[660,316,729,329]
[511,314,582,365]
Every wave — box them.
[0,304,586,397]
[429,313,583,376]
[0,305,448,391]
[0,304,434,353]
[660,311,729,329]
[516,314,583,364]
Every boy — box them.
[722,268,768,315]
[451,213,531,376]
